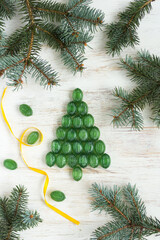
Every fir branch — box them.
[90,183,160,240]
[106,0,155,56]
[111,51,160,130]
[0,0,104,89]
[0,185,42,240]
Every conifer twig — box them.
[90,183,160,240]
[111,51,160,130]
[106,0,155,56]
[0,0,104,89]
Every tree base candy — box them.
[45,88,111,181]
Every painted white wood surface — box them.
[0,0,160,239]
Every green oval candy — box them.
[72,166,83,181]
[4,159,17,170]
[62,115,72,128]
[94,140,105,155]
[72,88,83,102]
[45,152,56,167]
[62,142,72,154]
[50,191,66,202]
[72,142,83,154]
[77,102,88,115]
[56,155,66,168]
[79,129,88,141]
[84,142,93,153]
[19,104,33,117]
[78,155,88,168]
[56,127,66,140]
[51,140,61,153]
[83,114,94,128]
[27,131,39,145]
[90,127,100,141]
[89,155,99,168]
[67,102,77,115]
[73,116,82,128]
[67,129,77,141]
[100,154,111,168]
[67,155,77,168]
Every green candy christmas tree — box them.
[45,88,111,181]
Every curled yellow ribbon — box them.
[1,87,80,225]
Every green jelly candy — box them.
[62,142,72,154]
[56,155,66,168]
[67,155,77,168]
[95,140,105,155]
[67,102,76,115]
[84,142,93,153]
[67,129,77,141]
[72,166,83,181]
[77,102,88,115]
[100,154,111,168]
[46,152,56,167]
[27,131,39,145]
[72,142,83,154]
[73,116,82,128]
[51,140,61,153]
[83,114,94,128]
[19,104,33,117]
[62,115,72,128]
[72,88,83,102]
[78,155,88,168]
[50,191,66,202]
[89,155,99,168]
[56,127,66,140]
[4,159,17,170]
[90,127,100,141]
[79,129,88,141]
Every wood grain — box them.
[0,0,160,239]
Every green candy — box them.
[78,155,88,168]
[79,129,88,141]
[95,140,105,155]
[100,154,111,168]
[72,88,83,102]
[50,191,66,202]
[67,129,77,141]
[72,142,83,154]
[62,115,72,128]
[89,155,99,168]
[72,166,83,181]
[90,127,100,141]
[19,104,33,117]
[84,142,93,153]
[45,152,56,167]
[83,114,94,128]
[67,102,76,115]
[27,131,39,145]
[56,155,66,168]
[56,127,66,140]
[4,159,17,170]
[51,140,61,153]
[73,116,82,128]
[62,142,72,154]
[67,155,77,168]
[77,102,88,115]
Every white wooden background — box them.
[0,0,160,239]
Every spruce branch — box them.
[106,0,155,56]
[111,51,160,130]
[0,185,42,240]
[0,0,104,89]
[90,183,160,240]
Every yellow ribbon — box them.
[1,87,80,225]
